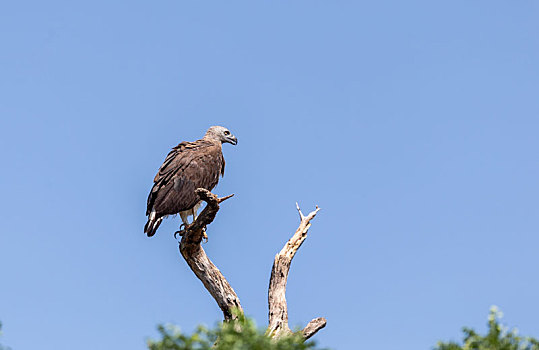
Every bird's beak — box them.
[229,136,238,145]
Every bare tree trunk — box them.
[267,203,326,339]
[177,189,326,340]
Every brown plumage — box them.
[144,126,237,237]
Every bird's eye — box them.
[224,131,230,135]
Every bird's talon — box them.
[174,230,182,239]
[202,229,208,243]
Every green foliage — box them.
[435,306,539,350]
[0,321,11,350]
[147,311,323,350]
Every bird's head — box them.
[205,126,238,145]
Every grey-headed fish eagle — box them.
[144,126,237,237]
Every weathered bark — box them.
[301,317,327,340]
[267,203,326,339]
[178,189,242,320]
[178,189,326,339]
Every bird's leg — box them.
[175,211,191,239]
[180,210,189,226]
[192,206,208,243]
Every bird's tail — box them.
[144,211,162,237]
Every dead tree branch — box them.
[267,203,326,339]
[301,317,327,340]
[178,189,326,339]
[179,189,242,321]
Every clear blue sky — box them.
[1,1,538,349]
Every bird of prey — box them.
[144,126,237,237]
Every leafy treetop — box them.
[435,306,539,350]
